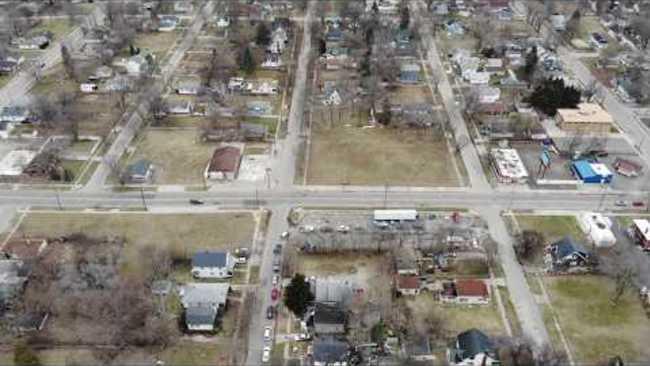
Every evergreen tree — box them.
[525,78,581,116]
[399,4,410,30]
[284,273,314,317]
[255,23,271,47]
[523,46,538,82]
[240,47,256,75]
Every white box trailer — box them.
[373,209,418,222]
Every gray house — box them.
[124,159,154,184]
[447,329,499,366]
[312,337,349,366]
[179,283,230,332]
[191,251,236,279]
[547,237,592,271]
[313,302,346,335]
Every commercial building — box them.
[571,160,613,184]
[373,209,418,222]
[632,219,650,250]
[490,148,528,184]
[205,146,241,181]
[556,103,614,134]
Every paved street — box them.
[413,0,490,192]
[84,2,214,190]
[3,1,650,363]
[0,6,104,106]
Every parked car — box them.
[264,326,272,341]
[280,231,289,239]
[273,243,282,255]
[266,305,275,320]
[272,275,280,286]
[299,225,315,233]
[262,346,271,363]
[615,200,627,207]
[633,201,645,207]
[272,257,281,272]
[271,287,279,301]
[336,225,350,233]
[189,199,204,205]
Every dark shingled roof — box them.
[192,251,228,268]
[185,306,217,327]
[313,338,348,363]
[314,302,346,325]
[455,329,495,361]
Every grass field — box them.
[31,65,78,95]
[403,294,508,338]
[0,74,10,89]
[515,215,585,243]
[10,212,256,273]
[544,275,650,363]
[307,127,461,186]
[133,31,178,63]
[29,19,74,41]
[127,129,217,184]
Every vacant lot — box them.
[514,215,585,243]
[133,31,178,62]
[307,127,461,186]
[29,19,74,41]
[127,129,217,184]
[11,211,256,272]
[391,85,431,104]
[403,293,508,339]
[543,275,650,363]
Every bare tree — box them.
[61,44,76,80]
[611,268,635,306]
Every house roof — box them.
[180,283,230,308]
[456,329,495,361]
[557,103,614,124]
[207,146,241,173]
[552,237,589,259]
[186,306,218,327]
[314,302,346,325]
[396,275,420,290]
[313,338,349,363]
[192,251,229,268]
[633,219,650,242]
[613,158,642,173]
[455,280,488,297]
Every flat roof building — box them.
[556,103,614,135]
[373,209,418,221]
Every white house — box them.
[191,251,236,279]
[578,212,616,247]
[477,86,501,104]
[80,83,98,93]
[216,16,230,28]
[179,282,230,331]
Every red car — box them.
[271,287,280,301]
[633,201,645,208]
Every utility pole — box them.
[383,182,388,208]
[55,189,63,211]
[140,187,147,211]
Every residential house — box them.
[312,278,357,307]
[613,158,642,177]
[313,302,346,335]
[312,337,349,366]
[325,28,344,43]
[395,275,421,296]
[243,80,279,95]
[191,251,236,279]
[124,159,154,183]
[0,106,29,125]
[80,83,98,93]
[117,54,152,75]
[14,36,49,50]
[454,280,489,304]
[179,282,230,332]
[176,80,200,95]
[158,16,179,32]
[0,122,14,139]
[403,337,434,362]
[205,146,241,180]
[268,26,288,54]
[13,312,48,333]
[550,14,567,31]
[167,100,193,114]
[477,86,501,104]
[173,1,193,13]
[395,248,418,275]
[241,123,268,141]
[0,259,28,310]
[262,52,282,68]
[399,64,421,84]
[447,329,499,366]
[216,16,230,28]
[546,237,593,271]
[0,59,18,74]
[632,219,650,250]
[484,58,504,74]
[556,103,613,135]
